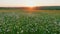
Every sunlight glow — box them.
[24,0,37,7]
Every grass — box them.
[0,9,60,34]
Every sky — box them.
[0,0,60,7]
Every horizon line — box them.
[0,6,60,7]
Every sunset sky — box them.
[0,0,60,7]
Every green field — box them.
[0,9,60,34]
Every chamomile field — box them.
[0,9,60,34]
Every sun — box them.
[23,0,38,13]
